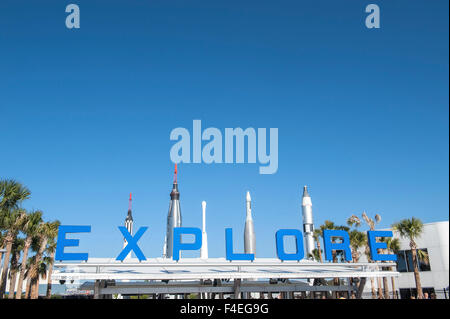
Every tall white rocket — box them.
[244,191,256,254]
[200,201,208,259]
[302,186,315,258]
[123,193,134,260]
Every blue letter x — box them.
[116,226,148,261]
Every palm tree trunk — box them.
[365,245,376,299]
[0,232,14,299]
[377,277,383,298]
[7,250,21,299]
[390,272,397,299]
[8,268,18,299]
[350,250,360,299]
[0,249,4,271]
[30,277,36,299]
[25,275,32,299]
[382,249,390,299]
[32,277,40,299]
[370,278,376,298]
[0,245,4,279]
[332,251,339,299]
[316,240,323,262]
[383,276,389,299]
[15,237,31,299]
[411,245,423,299]
[46,251,55,298]
[30,237,48,299]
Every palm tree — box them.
[347,215,362,228]
[7,237,24,299]
[45,222,60,299]
[24,254,38,299]
[15,210,43,299]
[309,248,322,262]
[0,180,31,212]
[24,236,41,299]
[317,221,350,298]
[417,249,429,266]
[312,229,323,262]
[39,257,50,280]
[0,208,27,298]
[349,212,383,298]
[30,257,50,299]
[29,220,59,299]
[392,218,425,299]
[24,258,35,299]
[349,230,367,263]
[0,179,31,298]
[347,223,367,299]
[317,221,351,262]
[347,216,367,262]
[382,237,400,299]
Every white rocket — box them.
[200,201,208,259]
[244,191,256,254]
[302,186,315,259]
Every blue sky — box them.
[0,0,448,258]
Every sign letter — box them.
[225,228,255,261]
[116,226,148,261]
[368,231,397,261]
[275,229,305,261]
[173,227,202,261]
[55,225,90,261]
[323,229,352,261]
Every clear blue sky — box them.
[0,0,448,258]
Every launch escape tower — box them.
[123,193,134,260]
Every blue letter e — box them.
[55,225,91,261]
[368,231,397,261]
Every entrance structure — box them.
[52,258,398,299]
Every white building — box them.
[394,221,449,299]
[361,220,449,299]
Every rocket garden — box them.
[54,165,397,263]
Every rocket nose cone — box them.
[303,186,310,197]
[202,201,206,208]
[246,191,251,202]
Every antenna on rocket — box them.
[174,163,178,184]
[128,193,132,212]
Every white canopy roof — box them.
[53,257,398,281]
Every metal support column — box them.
[356,277,367,299]
[94,280,101,299]
[233,279,241,299]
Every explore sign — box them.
[55,226,397,263]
